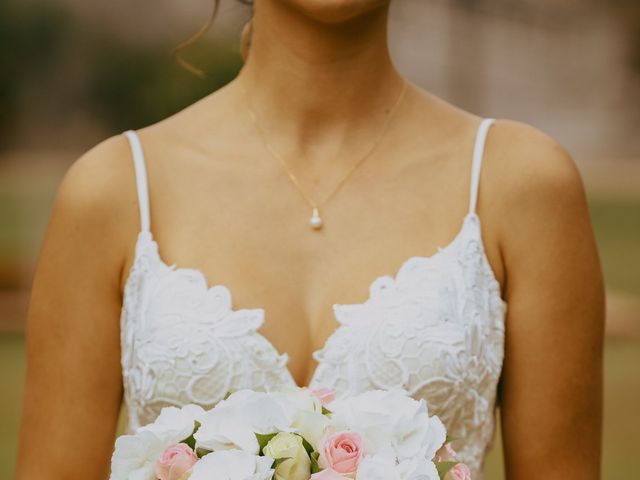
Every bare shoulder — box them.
[485,119,590,243]
[51,132,139,267]
[488,118,586,206]
[59,133,135,206]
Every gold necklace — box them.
[240,78,408,230]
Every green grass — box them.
[0,334,26,477]
[0,193,22,259]
[588,196,640,296]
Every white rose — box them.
[272,388,330,446]
[189,450,274,480]
[329,389,446,461]
[354,454,439,480]
[292,409,331,450]
[109,430,168,480]
[412,415,447,461]
[355,454,400,480]
[263,432,311,480]
[137,404,204,445]
[389,402,446,461]
[397,457,440,480]
[273,387,323,414]
[195,390,293,454]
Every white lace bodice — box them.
[120,118,506,479]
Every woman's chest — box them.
[125,200,502,381]
[121,224,506,422]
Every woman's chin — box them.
[280,0,390,24]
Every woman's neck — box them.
[234,0,406,164]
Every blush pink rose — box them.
[155,443,199,480]
[310,387,336,405]
[310,468,348,479]
[317,431,364,475]
[445,462,472,480]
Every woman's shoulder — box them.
[58,133,136,217]
[52,132,142,266]
[485,118,585,209]
[489,118,577,170]
[481,117,591,266]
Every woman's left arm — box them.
[494,120,605,479]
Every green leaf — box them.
[179,420,202,450]
[310,451,321,474]
[255,432,278,455]
[444,434,457,444]
[435,461,458,479]
[196,447,213,458]
[321,406,332,415]
[300,435,315,456]
[181,435,196,450]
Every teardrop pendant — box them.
[309,207,323,230]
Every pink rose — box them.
[311,387,336,405]
[445,462,472,480]
[436,442,457,462]
[317,431,364,475]
[310,468,349,479]
[155,443,199,480]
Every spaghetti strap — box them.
[468,118,496,215]
[123,130,151,234]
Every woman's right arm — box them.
[16,135,138,479]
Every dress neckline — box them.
[122,209,504,387]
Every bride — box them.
[16,0,604,478]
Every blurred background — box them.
[1,0,639,477]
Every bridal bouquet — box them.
[109,387,471,480]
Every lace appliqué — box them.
[120,231,296,432]
[310,214,506,479]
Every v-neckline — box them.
[122,211,484,387]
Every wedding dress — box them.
[120,117,506,479]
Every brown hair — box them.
[171,0,253,77]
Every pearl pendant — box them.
[309,207,323,229]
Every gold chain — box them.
[239,77,408,229]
